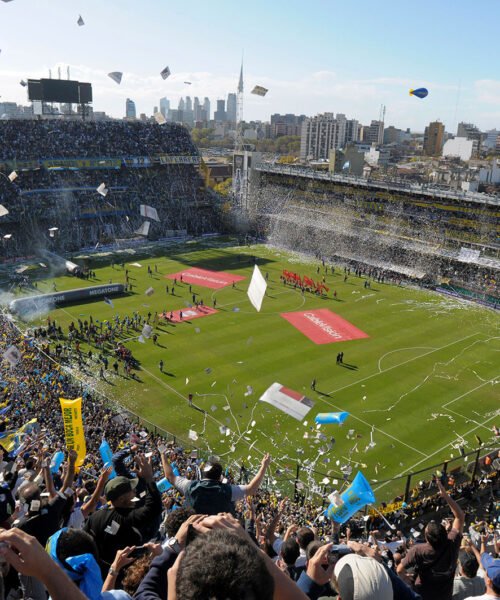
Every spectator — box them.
[83,455,162,576]
[452,545,486,599]
[162,452,271,515]
[397,478,465,600]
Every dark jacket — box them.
[84,479,162,575]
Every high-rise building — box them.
[178,97,185,111]
[300,113,360,160]
[214,99,226,122]
[203,97,211,121]
[270,113,307,137]
[183,96,194,126]
[125,98,136,119]
[193,97,202,121]
[364,120,384,145]
[423,121,445,156]
[160,97,170,118]
[457,121,481,141]
[483,129,500,151]
[227,93,237,123]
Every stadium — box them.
[0,5,499,599]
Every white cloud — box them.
[1,64,498,130]
[474,79,500,104]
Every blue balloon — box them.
[50,450,65,474]
[156,477,172,493]
[315,412,350,425]
[99,440,116,479]
[325,471,376,524]
[409,87,428,99]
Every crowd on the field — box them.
[0,313,498,599]
[0,121,197,161]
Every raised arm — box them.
[81,466,112,517]
[42,458,57,500]
[161,450,176,484]
[61,449,77,492]
[243,453,271,496]
[436,479,464,533]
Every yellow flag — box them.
[59,397,86,469]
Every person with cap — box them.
[397,478,465,600]
[161,451,271,516]
[83,454,162,577]
[464,534,500,599]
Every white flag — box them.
[154,112,167,125]
[0,205,9,217]
[160,66,171,80]
[8,171,17,182]
[142,324,153,339]
[3,345,21,366]
[135,221,150,237]
[96,183,108,197]
[108,72,123,85]
[251,85,268,96]
[188,430,198,441]
[247,264,267,312]
[145,287,154,297]
[140,205,160,222]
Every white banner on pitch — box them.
[259,382,314,421]
[247,265,267,312]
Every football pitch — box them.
[17,241,500,502]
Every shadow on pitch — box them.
[339,363,358,371]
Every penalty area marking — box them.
[324,332,479,398]
[377,347,436,373]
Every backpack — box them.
[185,479,235,515]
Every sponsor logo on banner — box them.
[166,267,245,289]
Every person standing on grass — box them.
[311,378,316,391]
[159,359,164,373]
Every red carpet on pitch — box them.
[160,306,218,323]
[281,308,369,345]
[165,267,245,289]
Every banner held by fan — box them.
[60,397,86,470]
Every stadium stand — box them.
[0,121,221,257]
[0,312,497,599]
[0,124,498,598]
[250,167,500,301]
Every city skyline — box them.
[1,0,499,131]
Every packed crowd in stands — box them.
[0,313,498,599]
[0,164,219,256]
[0,121,197,161]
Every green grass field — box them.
[14,241,500,502]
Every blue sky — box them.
[1,0,499,131]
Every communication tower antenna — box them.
[232,57,248,209]
[235,58,244,151]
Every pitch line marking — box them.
[443,406,497,432]
[318,395,430,458]
[377,347,436,373]
[324,332,479,398]
[442,376,498,409]
[372,411,499,494]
